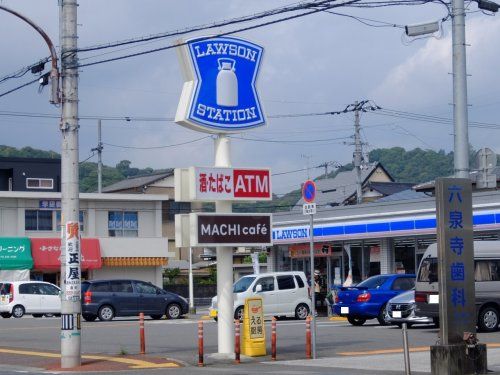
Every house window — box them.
[26,178,54,190]
[167,201,190,221]
[108,211,138,237]
[56,211,85,233]
[25,210,53,231]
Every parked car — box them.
[0,281,61,318]
[415,241,500,332]
[387,289,433,327]
[334,274,416,326]
[81,279,189,321]
[209,271,311,321]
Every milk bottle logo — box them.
[216,58,238,107]
[175,36,265,133]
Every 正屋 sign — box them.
[183,213,272,247]
[175,167,271,202]
[64,222,81,302]
[435,178,475,344]
[175,36,265,133]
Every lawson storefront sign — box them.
[175,36,265,133]
[273,210,500,244]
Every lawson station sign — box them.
[175,36,265,133]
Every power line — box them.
[102,135,211,149]
[0,77,40,99]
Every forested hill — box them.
[0,145,465,205]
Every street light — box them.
[0,5,60,104]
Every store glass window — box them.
[25,210,53,231]
[108,211,138,237]
[394,238,416,274]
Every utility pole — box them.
[451,0,470,178]
[91,119,103,193]
[59,0,81,368]
[353,102,363,204]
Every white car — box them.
[0,281,61,318]
[209,271,311,321]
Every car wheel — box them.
[150,314,163,320]
[347,316,366,326]
[377,303,391,326]
[98,305,115,321]
[166,303,181,319]
[82,314,97,322]
[234,306,244,321]
[295,303,309,320]
[1,312,12,318]
[12,305,25,318]
[478,306,499,332]
[32,314,43,318]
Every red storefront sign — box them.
[31,238,102,270]
[289,243,332,259]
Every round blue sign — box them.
[302,180,316,203]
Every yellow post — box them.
[241,296,266,356]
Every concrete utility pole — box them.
[59,0,81,368]
[92,119,103,193]
[451,0,470,179]
[353,102,363,204]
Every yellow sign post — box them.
[241,296,266,356]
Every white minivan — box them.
[415,241,500,332]
[0,281,61,318]
[209,271,311,320]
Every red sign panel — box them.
[289,243,331,259]
[31,238,102,270]
[233,169,270,198]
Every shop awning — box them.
[0,237,33,270]
[31,238,102,270]
[102,257,167,267]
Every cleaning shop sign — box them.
[191,213,272,246]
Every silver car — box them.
[387,290,434,327]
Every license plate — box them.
[428,294,439,304]
[341,306,349,314]
[392,311,402,318]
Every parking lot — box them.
[1,311,500,374]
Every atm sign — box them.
[194,167,271,201]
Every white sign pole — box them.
[214,135,234,355]
[309,212,317,359]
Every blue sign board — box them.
[302,180,316,203]
[176,36,265,133]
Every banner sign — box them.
[289,243,332,259]
[175,167,271,202]
[189,213,272,246]
[435,178,475,344]
[175,36,265,133]
[64,222,81,302]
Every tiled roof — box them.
[102,170,173,192]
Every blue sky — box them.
[0,0,499,195]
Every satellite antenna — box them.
[476,147,497,189]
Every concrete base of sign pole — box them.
[430,343,487,375]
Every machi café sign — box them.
[175,36,265,133]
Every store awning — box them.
[0,237,33,270]
[31,238,102,270]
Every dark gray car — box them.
[81,279,189,321]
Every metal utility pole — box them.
[353,102,363,204]
[451,0,470,179]
[0,5,59,104]
[91,119,103,193]
[59,0,81,368]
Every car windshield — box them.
[233,276,256,293]
[356,275,390,289]
[418,257,438,282]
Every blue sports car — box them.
[333,274,416,326]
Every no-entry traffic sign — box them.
[302,180,316,203]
